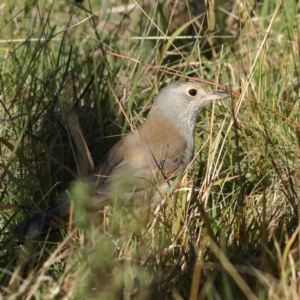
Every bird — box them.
[18,81,230,238]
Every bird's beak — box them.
[207,90,231,101]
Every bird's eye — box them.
[188,89,197,96]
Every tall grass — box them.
[0,0,299,299]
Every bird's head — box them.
[150,81,231,133]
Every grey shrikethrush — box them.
[20,81,230,236]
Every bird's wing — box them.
[154,156,183,179]
[87,141,136,199]
[89,148,184,200]
[88,151,124,186]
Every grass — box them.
[0,0,300,299]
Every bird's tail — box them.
[16,199,71,239]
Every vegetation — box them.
[0,0,299,299]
